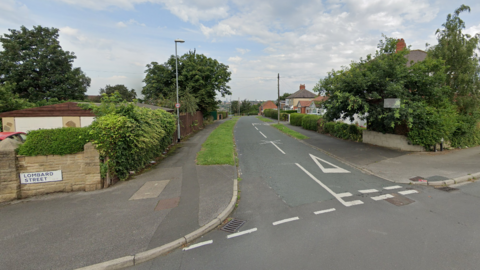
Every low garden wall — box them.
[363,130,424,152]
[0,143,101,203]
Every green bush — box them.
[264,109,278,120]
[283,110,297,114]
[290,113,305,126]
[302,115,322,131]
[18,127,93,156]
[280,113,289,121]
[320,121,364,142]
[323,122,335,134]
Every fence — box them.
[172,111,204,142]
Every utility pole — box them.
[277,73,280,124]
[238,97,240,116]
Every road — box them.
[129,116,480,270]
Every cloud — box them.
[228,56,242,62]
[116,22,127,28]
[236,48,250,54]
[116,19,146,28]
[0,0,32,26]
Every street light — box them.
[175,39,185,142]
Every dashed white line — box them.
[398,190,419,195]
[227,228,258,239]
[314,208,336,215]
[273,217,299,226]
[344,200,364,206]
[182,240,213,251]
[337,192,352,198]
[254,127,259,130]
[359,189,379,194]
[384,185,402,190]
[259,131,267,138]
[271,142,286,154]
[371,194,394,201]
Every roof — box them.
[0,132,26,140]
[0,102,95,118]
[261,100,277,110]
[405,50,427,67]
[286,89,316,99]
[313,96,328,102]
[297,100,312,107]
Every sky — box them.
[1,0,480,102]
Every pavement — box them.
[283,121,480,185]
[0,118,237,270]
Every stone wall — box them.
[363,130,425,152]
[0,143,102,203]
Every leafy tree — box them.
[0,82,33,113]
[318,35,455,147]
[142,50,232,114]
[155,88,199,115]
[231,101,239,114]
[240,99,251,113]
[0,25,91,101]
[99,84,137,102]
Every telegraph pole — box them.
[238,97,240,116]
[277,73,280,124]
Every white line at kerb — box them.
[182,240,213,251]
[314,208,336,215]
[359,189,379,194]
[295,163,363,207]
[271,142,286,154]
[273,217,299,226]
[399,190,418,195]
[259,131,267,138]
[384,185,402,190]
[371,194,394,201]
[227,228,258,239]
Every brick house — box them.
[259,100,277,114]
[285,84,316,110]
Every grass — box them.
[256,116,274,122]
[196,118,239,165]
[272,124,309,140]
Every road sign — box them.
[175,103,181,108]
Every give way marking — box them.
[310,154,350,173]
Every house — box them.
[296,101,312,114]
[285,84,316,110]
[0,102,174,133]
[259,100,277,114]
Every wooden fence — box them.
[172,111,204,142]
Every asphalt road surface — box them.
[129,116,480,270]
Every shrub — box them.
[280,113,289,121]
[18,127,93,156]
[290,113,305,126]
[320,121,364,142]
[323,122,335,134]
[264,109,278,119]
[283,110,297,114]
[302,115,322,131]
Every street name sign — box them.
[20,170,63,184]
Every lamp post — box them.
[175,39,185,142]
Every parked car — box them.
[0,132,27,143]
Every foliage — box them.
[100,84,137,102]
[231,100,239,114]
[218,111,228,119]
[196,118,238,165]
[321,121,364,142]
[85,93,176,180]
[280,113,289,121]
[256,116,273,122]
[18,127,92,156]
[302,115,322,131]
[283,110,297,114]
[271,124,309,140]
[240,99,251,114]
[264,109,278,120]
[290,113,305,126]
[142,50,232,114]
[0,26,90,101]
[0,82,34,113]
[155,87,199,115]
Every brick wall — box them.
[363,130,425,152]
[0,143,101,203]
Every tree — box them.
[0,82,33,113]
[142,50,232,114]
[318,35,456,148]
[156,88,199,115]
[0,26,90,101]
[240,99,251,114]
[100,84,137,102]
[231,101,239,114]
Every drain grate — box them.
[437,187,459,192]
[220,219,246,233]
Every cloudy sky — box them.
[1,0,480,101]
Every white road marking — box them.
[309,154,350,173]
[254,127,259,130]
[384,185,402,190]
[359,189,379,194]
[398,190,419,195]
[295,163,363,207]
[273,217,299,225]
[227,228,258,239]
[314,208,336,215]
[259,131,267,138]
[182,240,213,251]
[337,192,352,198]
[271,142,286,154]
[371,194,394,201]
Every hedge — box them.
[18,127,93,156]
[302,115,322,131]
[264,109,278,120]
[283,110,297,114]
[290,113,305,126]
[320,120,364,142]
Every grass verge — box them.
[272,124,309,140]
[256,116,273,122]
[196,118,239,165]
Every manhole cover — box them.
[437,187,459,192]
[220,218,245,233]
[385,193,415,206]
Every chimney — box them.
[299,84,305,90]
[396,38,406,53]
